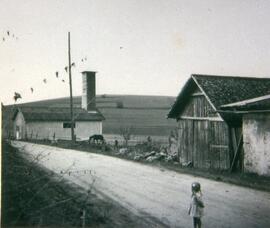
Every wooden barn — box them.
[168,74,270,171]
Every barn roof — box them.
[168,74,270,119]
[13,106,105,122]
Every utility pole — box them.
[68,32,75,143]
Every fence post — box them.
[81,209,86,228]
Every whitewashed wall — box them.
[243,113,270,176]
[13,111,26,139]
[76,121,102,140]
[26,121,102,140]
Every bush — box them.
[116,101,124,108]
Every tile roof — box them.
[13,106,105,122]
[168,74,270,119]
[192,74,270,108]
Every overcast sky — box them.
[1,0,270,104]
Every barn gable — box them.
[168,74,270,122]
[174,79,219,120]
[168,77,220,120]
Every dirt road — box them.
[11,141,270,228]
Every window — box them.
[63,122,76,128]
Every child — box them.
[188,182,204,228]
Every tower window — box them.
[63,122,76,128]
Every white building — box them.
[12,71,105,140]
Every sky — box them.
[1,0,270,105]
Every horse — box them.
[89,134,105,144]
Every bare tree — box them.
[116,101,124,108]
[119,126,134,147]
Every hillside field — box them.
[3,95,177,139]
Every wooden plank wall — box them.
[177,89,230,170]
[178,120,193,164]
[209,121,230,170]
[181,95,218,118]
[193,120,209,169]
[178,119,230,170]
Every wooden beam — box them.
[230,134,243,173]
[179,116,223,122]
[191,92,204,97]
[231,128,238,152]
[228,126,234,165]
[210,145,228,149]
[68,32,75,143]
[217,109,270,114]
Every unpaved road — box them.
[11,141,270,228]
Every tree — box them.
[119,126,133,147]
[116,101,124,109]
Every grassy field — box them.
[15,94,176,109]
[3,95,177,137]
[1,140,156,227]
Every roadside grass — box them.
[20,139,270,193]
[1,140,155,227]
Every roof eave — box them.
[167,77,194,119]
[168,75,224,120]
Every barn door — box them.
[229,126,244,172]
[178,120,230,170]
[178,120,209,168]
[209,121,230,170]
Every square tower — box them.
[81,71,96,111]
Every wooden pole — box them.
[230,134,243,172]
[68,32,75,143]
[81,209,86,228]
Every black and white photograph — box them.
[1,0,270,227]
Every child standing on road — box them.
[188,182,204,228]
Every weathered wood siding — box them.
[177,90,230,170]
[178,119,230,170]
[181,95,218,118]
[209,121,230,170]
[178,120,210,168]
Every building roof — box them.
[220,94,270,111]
[13,106,105,122]
[168,74,270,119]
